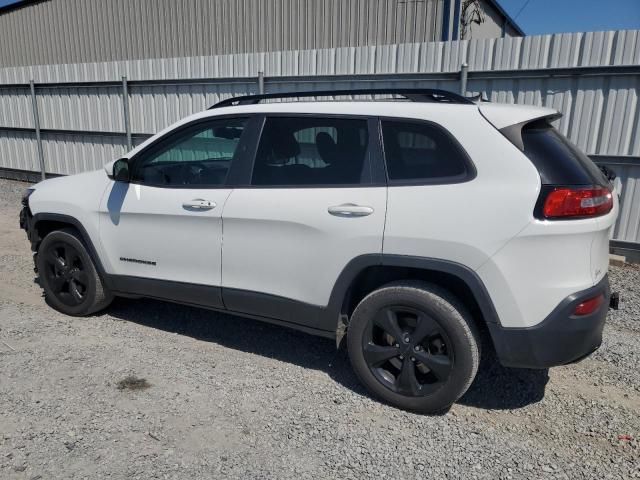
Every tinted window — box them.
[251,117,370,186]
[381,120,470,182]
[132,118,247,186]
[521,121,608,186]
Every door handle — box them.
[327,203,374,217]
[182,199,217,210]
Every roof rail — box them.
[209,88,474,109]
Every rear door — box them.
[220,114,387,330]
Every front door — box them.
[99,116,252,304]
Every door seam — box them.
[219,188,235,309]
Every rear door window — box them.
[251,116,372,186]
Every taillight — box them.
[542,186,613,219]
[573,294,604,316]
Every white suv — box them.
[20,89,619,413]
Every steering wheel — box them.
[183,162,208,185]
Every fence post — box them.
[258,71,265,94]
[29,80,46,181]
[121,76,132,151]
[460,63,468,96]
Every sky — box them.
[0,0,639,35]
[498,0,640,35]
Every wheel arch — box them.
[329,255,501,337]
[31,213,111,288]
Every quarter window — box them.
[381,120,471,182]
[131,118,247,186]
[251,117,371,186]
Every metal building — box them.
[0,0,522,67]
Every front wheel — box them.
[347,281,480,413]
[36,228,113,316]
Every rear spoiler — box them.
[478,104,561,151]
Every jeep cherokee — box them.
[20,89,619,412]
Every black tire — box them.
[36,228,113,316]
[347,281,480,413]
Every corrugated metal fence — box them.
[0,0,446,67]
[0,30,639,250]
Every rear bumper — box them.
[488,275,610,369]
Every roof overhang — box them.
[0,1,48,16]
[486,0,526,36]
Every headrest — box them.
[316,132,338,163]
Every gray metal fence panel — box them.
[464,72,640,157]
[0,87,32,129]
[586,157,640,246]
[36,86,125,132]
[40,132,130,175]
[127,81,258,134]
[611,163,640,244]
[0,130,39,171]
[0,0,444,68]
[0,30,639,247]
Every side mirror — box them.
[104,158,130,182]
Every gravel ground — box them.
[0,177,638,479]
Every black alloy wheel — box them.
[42,241,89,306]
[36,228,113,316]
[347,281,480,413]
[363,305,454,396]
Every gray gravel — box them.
[0,178,638,479]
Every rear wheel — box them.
[36,228,113,316]
[347,281,480,413]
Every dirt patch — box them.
[116,375,151,391]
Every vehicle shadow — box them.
[459,352,549,410]
[104,297,549,412]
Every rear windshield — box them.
[520,120,608,186]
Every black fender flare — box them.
[31,213,113,289]
[326,254,501,331]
